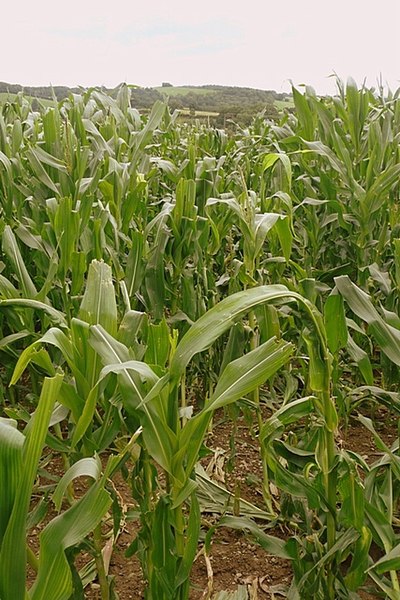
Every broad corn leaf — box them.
[2,225,37,298]
[31,482,111,600]
[0,421,24,547]
[335,275,400,366]
[206,337,293,412]
[79,260,118,337]
[170,285,307,380]
[324,293,348,354]
[0,374,63,600]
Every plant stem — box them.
[180,373,187,426]
[54,422,74,504]
[249,309,275,516]
[321,366,337,599]
[27,544,38,573]
[174,504,185,557]
[93,523,110,600]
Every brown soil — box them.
[88,409,395,599]
[82,417,293,600]
[23,406,398,599]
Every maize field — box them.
[1,79,400,599]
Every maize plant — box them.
[1,79,400,599]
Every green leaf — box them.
[150,496,176,596]
[175,493,201,587]
[274,215,293,261]
[253,213,283,258]
[126,231,145,298]
[336,275,400,366]
[2,225,37,298]
[117,310,146,348]
[206,337,293,412]
[52,456,102,511]
[0,330,31,351]
[30,146,68,173]
[26,147,60,194]
[144,318,170,368]
[206,197,252,241]
[144,206,172,321]
[0,420,24,547]
[370,541,400,574]
[0,150,12,178]
[195,464,272,521]
[79,260,118,336]
[89,325,175,474]
[324,293,348,354]
[295,529,359,592]
[345,526,372,590]
[10,328,73,386]
[365,501,396,551]
[364,164,400,214]
[30,481,111,600]
[347,335,374,385]
[262,152,292,188]
[170,285,319,381]
[302,327,328,393]
[0,374,64,600]
[260,396,315,445]
[54,197,80,280]
[0,298,67,326]
[218,515,291,559]
[302,139,348,181]
[129,100,166,172]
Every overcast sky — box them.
[2,0,399,94]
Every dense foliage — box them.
[0,79,400,599]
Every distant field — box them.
[155,87,293,110]
[0,92,15,102]
[154,86,217,96]
[275,98,294,109]
[179,108,220,117]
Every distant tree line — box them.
[0,81,288,124]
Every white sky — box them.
[1,0,399,94]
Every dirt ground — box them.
[26,406,398,599]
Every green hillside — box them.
[0,81,291,124]
[154,85,216,96]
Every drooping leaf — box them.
[336,275,400,366]
[170,285,321,381]
[206,337,293,413]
